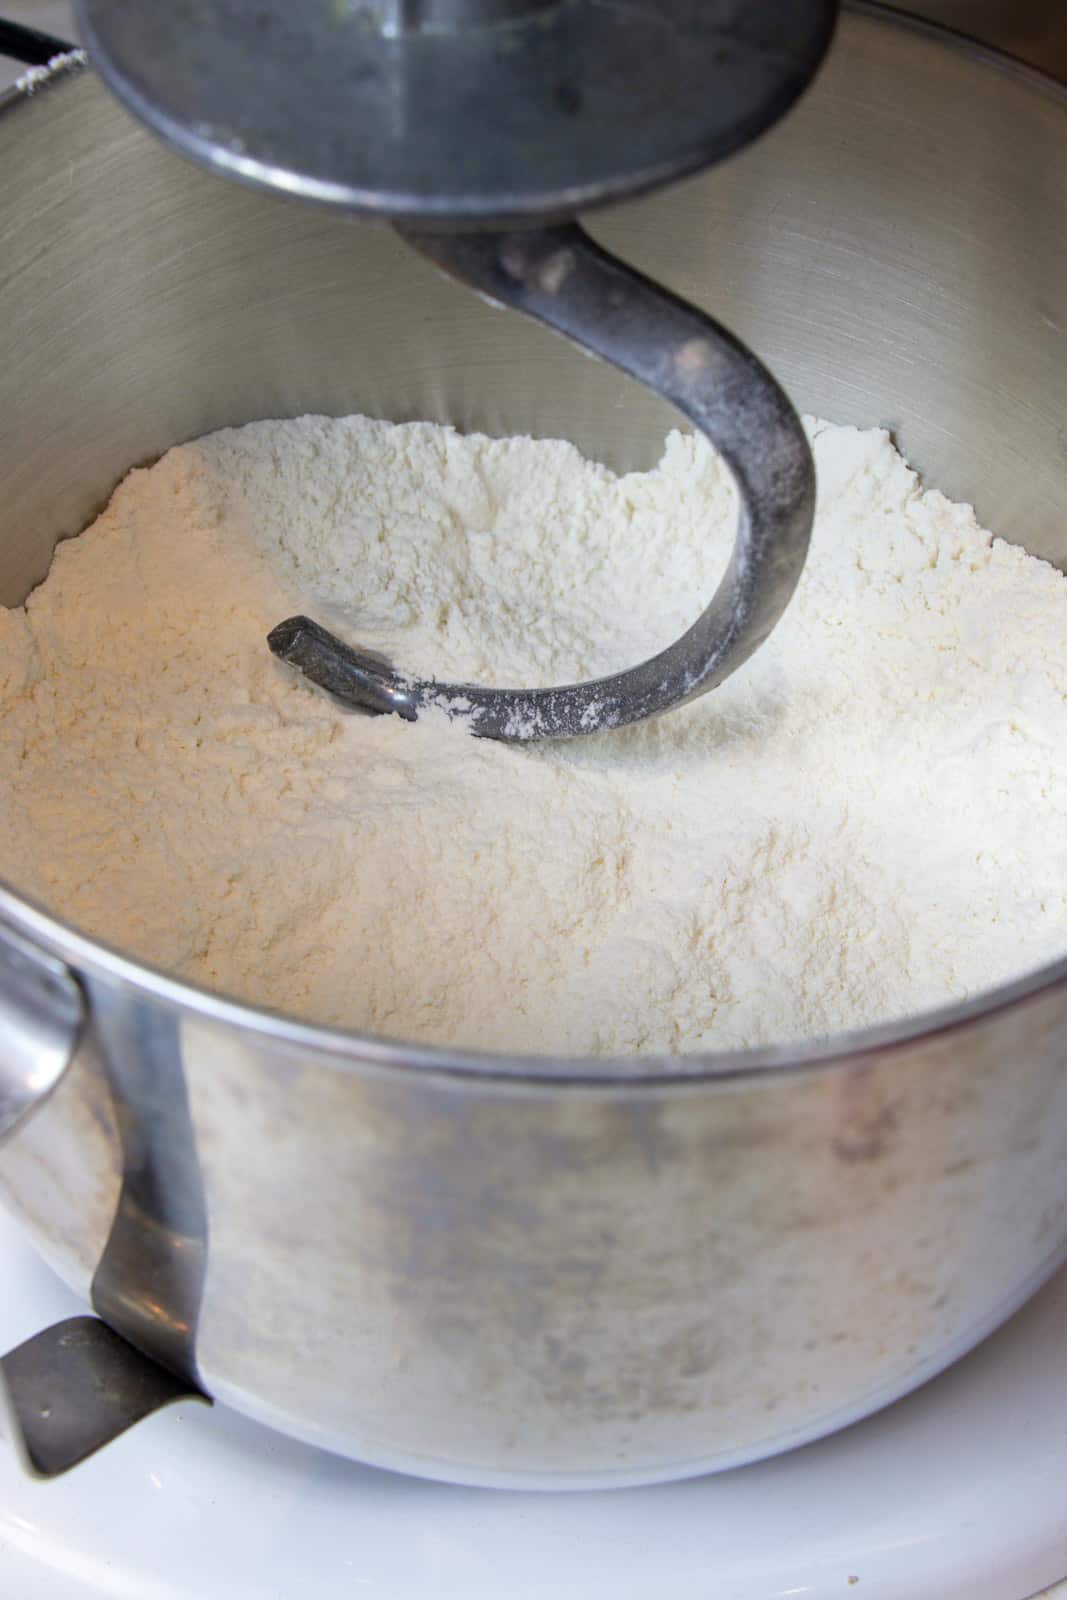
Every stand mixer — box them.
[75,0,836,739]
[1,0,1066,1496]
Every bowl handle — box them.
[0,926,207,1475]
[0,923,82,1146]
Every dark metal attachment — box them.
[0,18,75,66]
[270,222,815,741]
[0,1318,206,1479]
[75,0,836,226]
[268,616,418,722]
[75,0,830,738]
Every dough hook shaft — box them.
[269,222,815,740]
[78,0,832,740]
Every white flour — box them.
[1,415,1065,1054]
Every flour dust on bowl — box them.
[0,9,1066,1489]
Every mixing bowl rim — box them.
[4,884,1066,1090]
[2,15,1066,1088]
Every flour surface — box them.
[2,415,1065,1054]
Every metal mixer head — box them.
[74,0,837,740]
[76,0,836,226]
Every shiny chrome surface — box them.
[0,10,1065,1484]
[0,924,82,1144]
[271,222,814,739]
[0,907,205,1474]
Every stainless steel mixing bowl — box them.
[0,6,1065,1487]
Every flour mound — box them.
[2,415,1065,1054]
